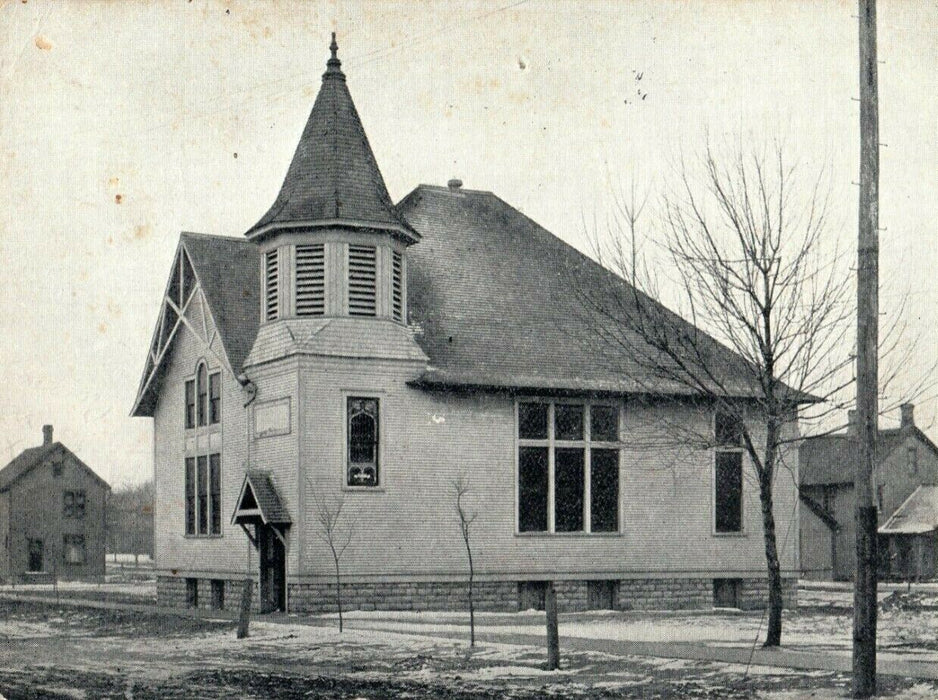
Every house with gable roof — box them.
[133,37,802,614]
[800,404,938,581]
[0,425,110,582]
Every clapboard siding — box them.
[294,355,799,582]
[152,295,251,577]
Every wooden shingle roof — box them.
[880,485,938,535]
[246,36,417,243]
[400,185,770,398]
[0,442,110,493]
[800,428,938,486]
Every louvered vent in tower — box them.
[295,243,325,316]
[392,250,403,322]
[348,245,377,316]
[265,249,279,321]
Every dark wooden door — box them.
[27,539,43,572]
[258,525,285,613]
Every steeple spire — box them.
[245,31,418,243]
[324,32,344,80]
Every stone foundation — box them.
[157,575,798,613]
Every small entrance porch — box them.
[231,470,292,613]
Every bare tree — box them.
[578,142,853,647]
[312,491,354,632]
[453,475,478,647]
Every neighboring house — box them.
[0,426,110,582]
[132,38,802,614]
[800,404,938,581]
[879,485,938,581]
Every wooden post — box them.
[545,582,559,670]
[854,0,879,696]
[236,578,253,639]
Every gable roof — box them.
[246,37,417,243]
[132,232,258,417]
[231,470,291,525]
[0,442,110,493]
[800,427,938,486]
[399,184,774,398]
[879,485,938,535]
[181,232,259,373]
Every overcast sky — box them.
[1,0,935,487]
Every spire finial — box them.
[324,31,344,79]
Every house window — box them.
[211,579,225,610]
[908,446,918,474]
[186,578,198,608]
[714,411,744,534]
[63,490,86,518]
[186,453,221,536]
[391,250,403,322]
[347,397,379,487]
[265,249,279,321]
[185,380,195,429]
[295,243,325,316]
[517,400,620,534]
[63,534,86,565]
[196,364,208,427]
[348,245,377,317]
[209,372,220,425]
[877,485,884,513]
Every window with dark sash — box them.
[517,400,620,534]
[197,364,208,427]
[63,490,86,519]
[209,372,220,425]
[185,453,221,536]
[347,397,379,487]
[185,380,195,429]
[63,534,86,565]
[714,411,744,533]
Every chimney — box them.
[847,410,857,437]
[42,424,53,446]
[900,403,915,430]
[447,178,463,191]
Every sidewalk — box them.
[2,589,937,681]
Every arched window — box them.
[196,364,208,427]
[347,397,379,487]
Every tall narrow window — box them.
[391,250,403,322]
[185,457,195,535]
[197,455,208,535]
[196,364,208,427]
[714,411,744,533]
[208,372,220,425]
[265,249,279,321]
[295,243,325,316]
[348,245,377,317]
[517,400,620,534]
[210,453,221,535]
[347,397,379,486]
[185,380,195,429]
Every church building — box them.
[133,37,800,614]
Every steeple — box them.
[246,35,418,243]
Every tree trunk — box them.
[759,467,783,648]
[545,582,560,670]
[333,551,344,633]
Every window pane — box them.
[554,448,584,532]
[590,405,618,442]
[348,397,379,487]
[715,451,743,532]
[210,454,221,535]
[209,373,220,425]
[518,447,548,532]
[197,456,208,535]
[185,458,195,535]
[185,380,195,429]
[591,449,619,532]
[197,365,208,427]
[715,411,742,447]
[555,404,584,441]
[518,402,548,440]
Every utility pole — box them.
[854,0,879,696]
